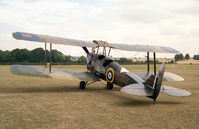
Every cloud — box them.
[93,0,199,54]
[97,0,199,24]
[0,0,198,57]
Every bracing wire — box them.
[49,44,86,73]
[112,48,140,58]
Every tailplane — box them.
[119,62,191,103]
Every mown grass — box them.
[0,64,198,129]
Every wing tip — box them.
[10,64,19,75]
[12,32,40,41]
[12,32,20,40]
[160,46,180,54]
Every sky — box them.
[0,0,198,58]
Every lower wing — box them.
[10,65,100,82]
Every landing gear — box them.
[106,82,113,89]
[79,81,86,89]
[153,99,156,105]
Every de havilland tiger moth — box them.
[11,32,191,104]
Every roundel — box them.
[106,68,114,83]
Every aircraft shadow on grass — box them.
[0,85,182,106]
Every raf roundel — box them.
[106,68,114,83]
[22,34,33,38]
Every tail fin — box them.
[144,63,165,100]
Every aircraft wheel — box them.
[79,81,86,89]
[106,82,113,89]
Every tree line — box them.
[174,53,199,61]
[0,48,86,65]
[0,48,161,65]
[0,48,198,65]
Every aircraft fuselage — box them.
[87,54,137,87]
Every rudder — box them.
[144,63,165,101]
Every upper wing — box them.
[11,65,100,82]
[12,32,179,53]
[135,72,184,82]
[110,43,180,53]
[12,32,96,47]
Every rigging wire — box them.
[112,48,140,59]
[49,44,86,73]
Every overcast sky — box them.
[0,0,198,58]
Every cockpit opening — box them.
[98,55,105,60]
[103,59,113,67]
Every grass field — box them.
[0,64,199,129]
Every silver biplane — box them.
[11,32,191,104]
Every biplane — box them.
[11,32,191,104]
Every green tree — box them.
[30,48,45,62]
[11,48,30,62]
[174,54,184,61]
[117,58,132,64]
[185,53,190,60]
[77,56,87,64]
[193,55,199,60]
[64,55,72,63]
[51,50,65,62]
[0,50,13,62]
[0,50,3,62]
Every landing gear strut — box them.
[106,82,113,89]
[79,81,86,89]
[153,99,156,105]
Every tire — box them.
[106,82,113,89]
[79,81,86,89]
